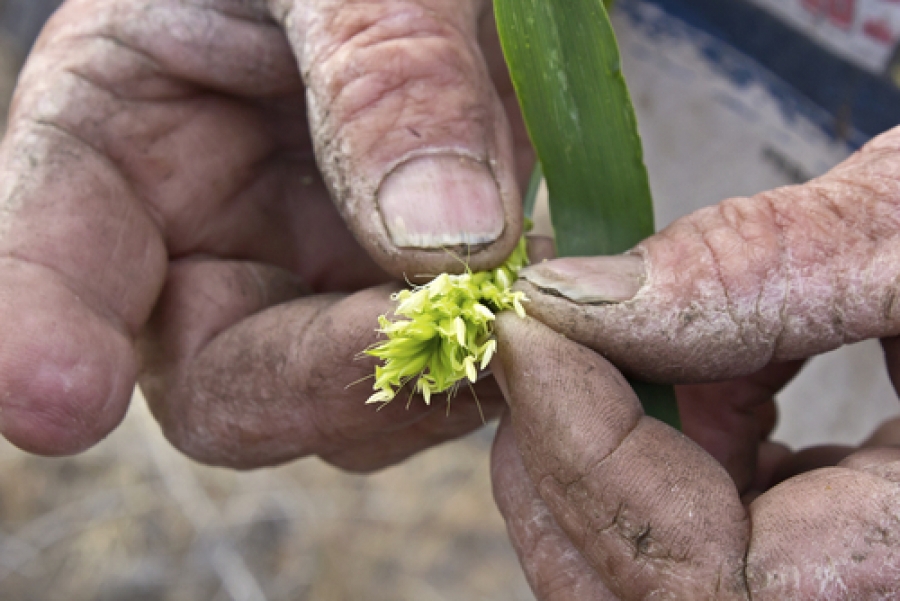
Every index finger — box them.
[494,314,900,600]
[491,413,619,601]
[516,127,900,383]
[492,313,750,598]
[0,50,167,454]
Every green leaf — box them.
[523,161,543,220]
[497,0,680,429]
[496,0,652,255]
[629,380,681,430]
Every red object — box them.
[863,18,896,44]
[802,0,828,12]
[802,0,857,29]
[830,0,856,27]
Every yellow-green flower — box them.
[366,237,529,406]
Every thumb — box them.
[517,127,900,382]
[270,0,524,278]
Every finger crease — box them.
[0,254,133,341]
[26,117,167,234]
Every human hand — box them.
[514,125,900,487]
[489,128,900,598]
[491,314,900,600]
[0,0,530,467]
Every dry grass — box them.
[0,393,533,601]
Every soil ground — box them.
[0,393,532,601]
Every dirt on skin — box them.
[0,17,533,599]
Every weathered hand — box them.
[490,129,900,599]
[491,314,900,600]
[517,126,900,384]
[0,0,530,467]
[513,125,900,488]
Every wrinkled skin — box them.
[492,315,900,600]
[0,0,534,466]
[7,0,900,596]
[491,128,900,599]
[517,128,900,383]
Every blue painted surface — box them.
[620,0,900,144]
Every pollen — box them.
[366,236,530,406]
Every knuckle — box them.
[145,383,278,470]
[141,371,230,466]
[0,289,135,455]
[308,3,486,130]
[141,363,321,470]
[3,399,109,455]
[2,367,127,455]
[671,196,788,365]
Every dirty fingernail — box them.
[519,255,645,303]
[378,154,505,249]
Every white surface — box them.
[774,339,900,448]
[746,0,900,74]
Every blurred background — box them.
[0,1,898,600]
[0,393,531,601]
